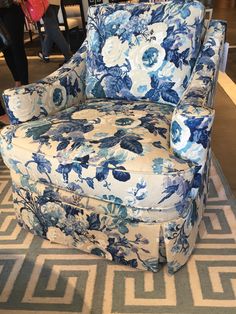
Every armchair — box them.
[0,1,226,274]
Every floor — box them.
[227,49,236,83]
[212,6,236,83]
[212,84,236,197]
[0,4,236,198]
[211,5,236,197]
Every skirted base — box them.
[12,173,206,274]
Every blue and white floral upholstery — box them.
[2,41,87,125]
[86,1,205,104]
[0,1,226,274]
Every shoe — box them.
[38,52,50,63]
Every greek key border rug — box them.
[0,157,236,314]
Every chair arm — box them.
[177,20,226,109]
[170,20,226,165]
[170,104,214,165]
[3,40,87,125]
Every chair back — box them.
[85,1,205,105]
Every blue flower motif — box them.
[53,88,64,107]
[27,153,52,174]
[185,117,211,148]
[142,47,159,68]
[104,10,131,37]
[171,121,182,144]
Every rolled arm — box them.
[3,40,88,125]
[170,20,226,165]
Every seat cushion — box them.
[1,100,195,221]
[86,2,205,104]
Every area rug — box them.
[0,157,236,314]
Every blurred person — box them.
[0,0,28,86]
[38,0,72,64]
[0,0,28,126]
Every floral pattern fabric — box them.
[0,2,226,273]
[3,42,87,125]
[0,99,195,218]
[12,171,204,274]
[177,20,227,109]
[170,19,226,198]
[86,1,205,104]
[171,104,215,165]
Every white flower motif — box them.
[10,92,41,122]
[129,70,151,97]
[41,202,64,215]
[102,36,129,67]
[129,41,165,72]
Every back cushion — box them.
[86,1,205,105]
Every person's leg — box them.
[11,5,28,85]
[1,5,28,85]
[42,5,72,61]
[0,100,5,116]
[1,8,20,84]
[1,49,19,83]
[41,33,54,58]
[41,9,54,59]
